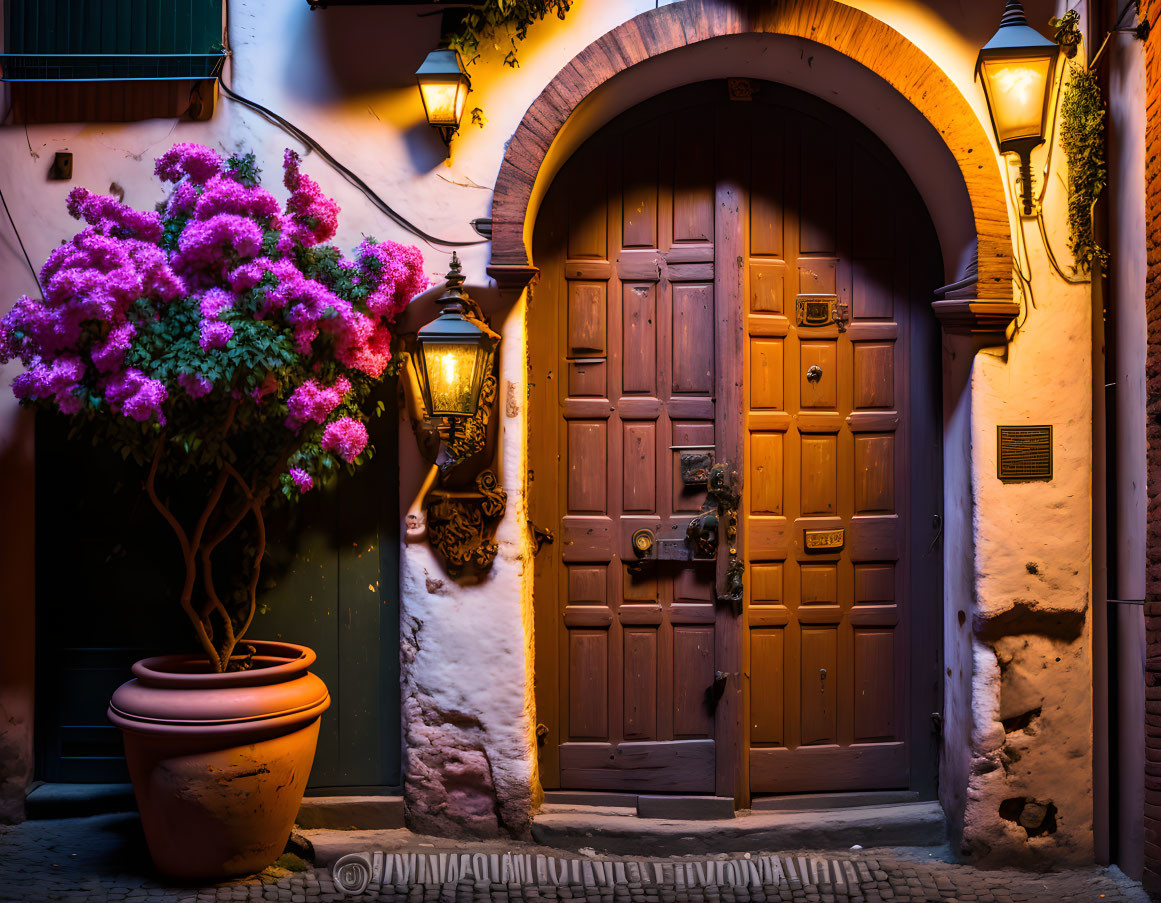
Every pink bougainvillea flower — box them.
[154,142,224,185]
[66,187,163,243]
[193,174,281,224]
[199,320,234,350]
[288,467,314,493]
[104,368,168,423]
[280,149,340,249]
[320,416,368,463]
[164,180,201,219]
[285,376,351,429]
[357,239,429,319]
[198,287,234,320]
[174,214,264,286]
[90,320,136,373]
[11,355,86,415]
[177,371,213,399]
[1,139,428,477]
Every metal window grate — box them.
[1,0,225,82]
[997,425,1053,482]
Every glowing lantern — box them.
[415,48,471,146]
[416,253,495,419]
[976,0,1059,215]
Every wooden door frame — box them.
[510,2,1018,811]
[528,82,946,807]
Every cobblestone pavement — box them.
[0,814,1148,903]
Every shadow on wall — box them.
[0,406,34,823]
[285,4,437,100]
[280,5,453,174]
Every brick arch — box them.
[488,0,1014,311]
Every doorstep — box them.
[25,782,403,831]
[531,801,947,855]
[25,782,136,819]
[296,795,405,830]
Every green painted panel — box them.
[2,0,224,81]
[34,389,401,788]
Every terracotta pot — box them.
[108,640,330,881]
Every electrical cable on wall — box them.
[213,0,485,252]
[0,99,41,296]
[0,183,41,297]
[216,79,487,250]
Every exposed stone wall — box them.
[1142,0,1161,890]
[398,299,537,840]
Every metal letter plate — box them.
[795,294,837,327]
[804,528,844,552]
[680,452,713,486]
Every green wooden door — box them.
[35,390,401,789]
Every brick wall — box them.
[1144,0,1161,891]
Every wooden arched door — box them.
[529,81,943,802]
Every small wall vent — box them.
[997,425,1052,483]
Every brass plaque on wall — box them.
[804,528,844,551]
[997,425,1053,482]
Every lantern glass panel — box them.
[980,53,1053,146]
[421,340,486,416]
[419,79,468,127]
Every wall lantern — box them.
[415,252,496,422]
[976,0,1060,215]
[415,47,471,147]
[403,254,507,579]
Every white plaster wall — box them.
[0,0,1097,854]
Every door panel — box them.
[531,81,942,800]
[744,99,918,794]
[534,98,721,793]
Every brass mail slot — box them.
[804,528,844,551]
[795,294,838,327]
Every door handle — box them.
[708,463,743,615]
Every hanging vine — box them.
[448,0,572,69]
[1055,12,1108,274]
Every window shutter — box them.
[1,0,225,123]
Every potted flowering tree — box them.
[0,143,425,879]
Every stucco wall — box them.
[0,0,1095,862]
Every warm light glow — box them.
[415,48,471,139]
[418,80,468,127]
[421,342,482,416]
[980,55,1052,146]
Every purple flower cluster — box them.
[2,140,426,496]
[356,239,428,320]
[320,417,368,463]
[280,149,340,250]
[67,187,164,242]
[286,376,351,429]
[288,467,314,493]
[155,143,224,185]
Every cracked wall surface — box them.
[952,193,1095,865]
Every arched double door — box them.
[529,81,943,803]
